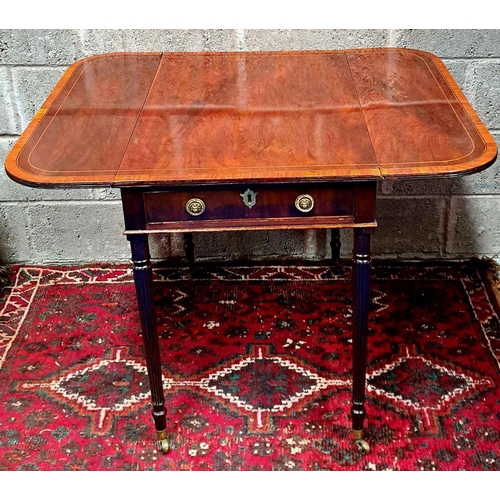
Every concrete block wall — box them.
[0,29,499,264]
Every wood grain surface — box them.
[5,49,497,187]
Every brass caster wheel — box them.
[353,429,370,454]
[157,438,170,454]
[355,439,370,454]
[156,429,170,454]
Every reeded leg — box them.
[127,234,169,453]
[351,228,372,453]
[330,228,341,265]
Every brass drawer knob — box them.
[295,194,314,213]
[186,198,206,216]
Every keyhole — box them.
[240,188,257,209]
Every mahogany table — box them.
[5,49,497,454]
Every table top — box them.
[5,49,497,188]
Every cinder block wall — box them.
[1,29,499,264]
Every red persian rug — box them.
[0,260,499,471]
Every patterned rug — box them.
[0,260,499,471]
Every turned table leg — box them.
[351,228,372,453]
[183,232,195,268]
[330,228,341,265]
[127,234,169,453]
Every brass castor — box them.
[355,439,370,454]
[156,430,170,454]
[353,429,370,454]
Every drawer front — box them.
[143,185,354,224]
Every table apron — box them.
[120,181,377,234]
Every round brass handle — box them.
[186,198,206,216]
[295,194,314,213]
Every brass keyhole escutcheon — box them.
[240,188,258,209]
[186,198,206,216]
[295,194,314,213]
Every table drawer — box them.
[121,182,376,233]
[143,185,354,225]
